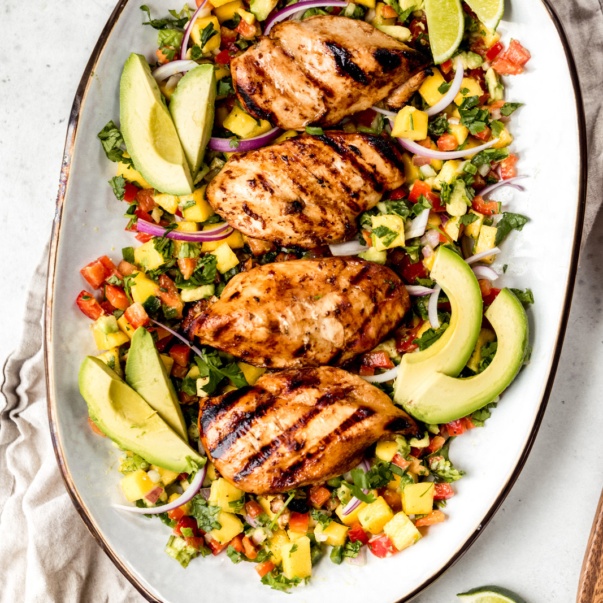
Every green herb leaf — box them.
[140,5,188,29]
[109,176,127,200]
[459,213,478,226]
[122,247,135,263]
[305,126,325,136]
[98,121,133,165]
[495,212,529,245]
[428,114,449,137]
[189,495,222,532]
[413,323,449,350]
[501,102,523,116]
[261,569,302,592]
[200,22,218,49]
[372,225,399,247]
[510,287,534,306]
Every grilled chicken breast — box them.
[231,15,429,130]
[192,257,410,368]
[206,132,404,248]
[199,367,420,494]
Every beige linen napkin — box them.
[0,1,601,602]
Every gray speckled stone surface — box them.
[0,1,601,602]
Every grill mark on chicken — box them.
[372,48,403,71]
[385,415,414,432]
[236,84,274,122]
[348,263,371,286]
[242,203,265,226]
[270,406,375,490]
[201,387,252,429]
[325,42,369,84]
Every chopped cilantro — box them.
[140,5,188,29]
[122,246,135,263]
[310,509,332,528]
[459,213,478,226]
[194,348,248,395]
[428,441,464,482]
[510,288,534,306]
[176,254,217,288]
[495,212,529,245]
[490,119,505,138]
[109,176,126,200]
[471,402,497,427]
[501,102,523,116]
[413,323,449,350]
[188,495,222,532]
[428,114,449,137]
[478,341,498,372]
[412,195,432,218]
[438,81,452,94]
[199,22,218,49]
[470,147,509,168]
[458,96,490,135]
[227,546,244,564]
[372,225,399,247]
[97,121,133,165]
[217,77,235,97]
[261,569,302,592]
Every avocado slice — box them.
[79,357,204,473]
[169,64,216,179]
[399,288,529,424]
[125,328,188,441]
[120,53,193,196]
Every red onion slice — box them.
[362,365,400,384]
[465,247,501,264]
[371,106,397,118]
[396,136,500,160]
[479,175,528,199]
[153,60,199,83]
[405,285,436,296]
[136,219,233,242]
[425,56,464,117]
[472,265,499,281]
[150,319,205,357]
[208,127,282,153]
[428,284,442,328]
[329,240,368,256]
[113,465,206,515]
[264,0,348,34]
[180,0,210,60]
[405,208,430,239]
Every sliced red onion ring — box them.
[153,60,199,82]
[479,175,528,199]
[180,0,210,60]
[465,247,501,264]
[472,265,499,281]
[329,240,367,256]
[428,284,442,329]
[208,127,282,153]
[396,136,500,160]
[136,219,233,242]
[405,285,436,296]
[405,208,430,239]
[342,497,362,515]
[425,57,464,117]
[264,0,348,34]
[363,365,400,384]
[113,465,206,515]
[371,106,397,118]
[150,319,204,357]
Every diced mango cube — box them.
[130,272,159,304]
[314,521,349,547]
[209,478,245,512]
[391,106,428,141]
[153,193,180,214]
[91,320,129,351]
[236,7,256,24]
[281,536,312,580]
[160,354,174,374]
[117,315,136,339]
[211,242,240,273]
[449,122,469,146]
[274,130,298,144]
[356,0,376,7]
[493,127,513,149]
[152,465,180,487]
[117,161,151,189]
[134,240,166,271]
[383,512,422,551]
[475,225,498,264]
[433,160,464,189]
[181,186,214,223]
[358,496,394,534]
[268,528,290,564]
[176,221,198,232]
[238,362,266,385]
[258,496,276,519]
[401,482,435,515]
[214,0,243,22]
[401,152,420,184]
[371,214,405,251]
[335,501,368,526]
[209,511,244,544]
[96,347,122,377]
[419,68,446,107]
[443,216,462,242]
[467,328,496,372]
[375,440,399,463]
[465,210,484,239]
[454,77,484,106]
[201,229,245,253]
[121,469,156,502]
[191,16,221,53]
[223,106,271,139]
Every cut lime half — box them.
[463,0,504,30]
[457,585,528,603]
[424,0,465,64]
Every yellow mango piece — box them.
[274,130,298,144]
[358,496,394,534]
[223,106,271,139]
[375,441,398,463]
[91,323,129,351]
[449,122,469,146]
[371,214,405,251]
[153,193,180,214]
[181,186,214,223]
[213,0,243,22]
[201,229,245,253]
[467,328,496,372]
[238,362,266,385]
[209,478,245,512]
[209,511,244,544]
[383,512,422,551]
[121,469,156,502]
[117,314,136,339]
[191,16,221,53]
[314,521,349,547]
[454,77,484,106]
[130,272,160,304]
[335,501,368,526]
[401,482,435,515]
[465,210,484,239]
[176,221,198,232]
[443,216,462,242]
[211,242,240,274]
[236,7,256,24]
[493,127,513,149]
[475,225,498,264]
[268,529,290,564]
[281,536,312,580]
[152,465,180,487]
[391,106,428,141]
[117,161,151,189]
[96,347,122,377]
[419,68,446,107]
[134,240,165,271]
[258,496,276,519]
[160,353,174,374]
[357,0,376,7]
[401,152,420,185]
[215,66,230,81]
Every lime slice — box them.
[424,0,465,64]
[457,585,528,603]
[463,0,504,31]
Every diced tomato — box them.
[76,291,105,320]
[355,108,377,128]
[80,259,110,289]
[158,274,184,319]
[391,453,410,470]
[472,195,500,216]
[124,302,150,329]
[463,417,475,430]
[229,534,245,553]
[99,300,116,315]
[235,18,257,39]
[123,182,139,202]
[434,483,455,501]
[440,59,453,74]
[395,325,420,354]
[486,41,504,62]
[446,419,467,436]
[473,126,491,142]
[505,39,531,66]
[308,485,331,508]
[415,510,446,527]
[207,538,229,556]
[381,488,402,513]
[483,286,501,306]
[255,561,276,578]
[400,253,429,284]
[174,516,201,538]
[185,536,206,551]
[437,133,458,151]
[167,504,188,522]
[99,256,122,279]
[245,500,264,519]
[177,258,197,281]
[288,512,309,534]
[242,536,258,560]
[368,535,397,558]
[426,435,446,455]
[156,48,170,65]
[87,416,106,437]
[469,37,488,58]
[389,187,406,200]
[136,189,157,212]
[359,365,375,377]
[499,153,518,180]
[408,18,426,42]
[104,284,129,311]
[361,351,395,370]
[215,49,231,65]
[169,343,191,367]
[220,27,238,50]
[195,0,204,6]
[135,232,153,243]
[348,523,370,545]
[117,260,137,276]
[409,180,437,204]
[135,208,153,223]
[491,58,523,75]
[178,388,196,403]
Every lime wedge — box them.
[457,585,528,603]
[463,0,504,30]
[424,0,465,64]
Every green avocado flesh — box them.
[169,64,216,178]
[79,357,203,473]
[120,53,193,195]
[125,327,188,441]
